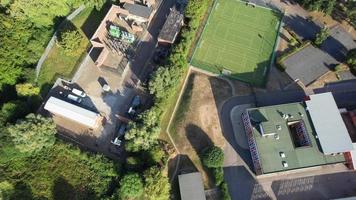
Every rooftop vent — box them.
[282,114,288,119]
[276,125,282,130]
[282,161,288,168]
[274,134,280,140]
[279,152,286,158]
[299,112,304,117]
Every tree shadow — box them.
[185,124,213,155]
[52,176,76,200]
[224,166,271,200]
[283,14,321,41]
[11,181,34,200]
[52,176,98,200]
[185,124,217,187]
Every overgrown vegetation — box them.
[0,115,118,199]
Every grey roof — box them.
[283,44,337,85]
[320,26,356,62]
[178,172,206,200]
[305,93,353,154]
[158,6,184,43]
[44,97,100,128]
[124,3,152,19]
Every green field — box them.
[191,0,282,86]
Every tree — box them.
[7,114,56,154]
[143,167,170,200]
[119,173,144,199]
[314,28,329,46]
[347,49,356,76]
[85,0,106,10]
[16,83,40,97]
[346,49,356,70]
[0,181,14,200]
[201,146,224,168]
[57,30,83,56]
[125,106,162,152]
[9,0,70,27]
[0,101,29,123]
[324,0,336,15]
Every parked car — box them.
[67,94,82,103]
[111,137,122,146]
[72,88,86,97]
[128,95,141,115]
[117,123,127,138]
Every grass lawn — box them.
[37,6,107,87]
[191,0,282,86]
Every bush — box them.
[119,173,144,199]
[213,167,224,186]
[314,28,330,47]
[57,30,82,56]
[346,49,356,74]
[0,101,30,123]
[201,146,224,168]
[220,182,231,200]
[148,146,165,164]
[0,181,14,200]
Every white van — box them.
[67,94,82,103]
[72,88,86,97]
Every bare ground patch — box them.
[169,71,233,188]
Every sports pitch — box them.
[191,0,282,86]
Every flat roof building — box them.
[44,97,101,128]
[178,172,206,200]
[158,6,184,44]
[242,92,353,175]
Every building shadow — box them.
[168,154,199,200]
[271,171,356,200]
[224,166,271,200]
[283,15,321,41]
[81,2,112,39]
[312,79,356,110]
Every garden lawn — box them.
[37,6,104,86]
[191,0,282,86]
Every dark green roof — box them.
[247,102,345,174]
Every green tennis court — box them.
[191,0,282,86]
